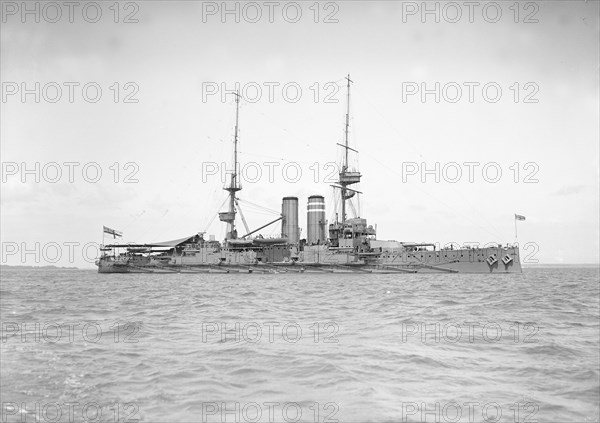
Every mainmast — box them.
[335,74,361,225]
[344,74,351,172]
[219,91,242,240]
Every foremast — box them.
[219,91,242,240]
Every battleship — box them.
[96,76,522,274]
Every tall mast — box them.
[341,74,351,224]
[219,90,242,240]
[340,74,357,225]
[333,74,361,226]
[344,74,351,172]
[232,89,240,192]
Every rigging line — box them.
[247,108,349,171]
[237,198,281,215]
[238,207,281,218]
[238,204,279,214]
[352,85,426,160]
[365,151,505,241]
[203,196,229,233]
[242,211,280,218]
[252,109,319,148]
[234,199,251,234]
[348,200,358,219]
[121,210,146,231]
[247,78,346,149]
[369,143,506,239]
[235,200,268,210]
[329,187,339,223]
[233,200,279,215]
[353,87,506,240]
[238,151,322,167]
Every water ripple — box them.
[1,267,598,422]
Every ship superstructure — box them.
[97,77,522,274]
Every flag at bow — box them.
[103,226,123,238]
[514,214,526,221]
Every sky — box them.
[1,0,599,268]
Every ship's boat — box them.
[252,238,288,245]
[227,239,254,248]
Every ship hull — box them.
[96,246,521,274]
